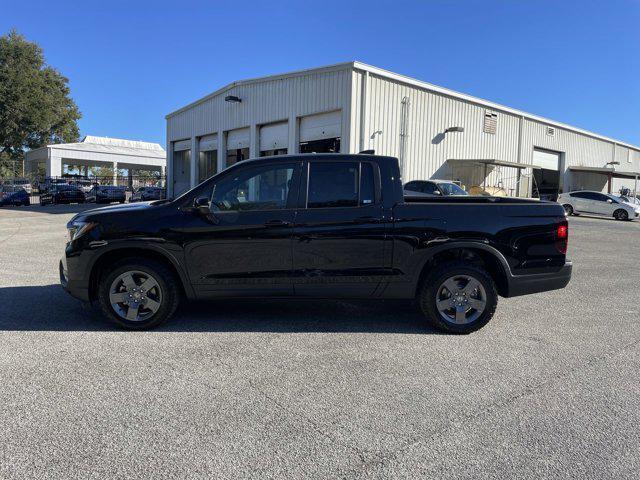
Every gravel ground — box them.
[0,204,638,479]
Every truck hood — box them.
[70,200,172,223]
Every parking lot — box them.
[0,205,638,479]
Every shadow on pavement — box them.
[0,284,438,334]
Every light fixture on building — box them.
[605,161,620,167]
[225,95,242,103]
[445,126,465,133]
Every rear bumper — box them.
[506,261,572,297]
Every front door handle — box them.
[264,219,292,227]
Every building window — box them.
[483,112,497,134]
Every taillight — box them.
[556,222,568,254]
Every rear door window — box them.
[307,162,359,208]
[307,162,377,209]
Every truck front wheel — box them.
[97,258,180,330]
[418,261,498,334]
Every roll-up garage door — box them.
[199,134,217,152]
[299,111,341,142]
[532,148,560,171]
[260,122,288,151]
[173,139,191,152]
[227,128,250,150]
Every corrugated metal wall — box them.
[167,68,352,141]
[351,68,640,196]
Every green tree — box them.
[0,29,81,177]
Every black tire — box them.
[614,209,628,221]
[417,261,498,334]
[98,258,180,330]
[563,204,574,216]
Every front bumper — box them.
[506,261,573,297]
[60,254,91,302]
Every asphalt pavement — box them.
[0,204,638,479]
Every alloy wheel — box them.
[435,274,487,324]
[109,270,162,322]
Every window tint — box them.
[360,163,375,205]
[582,192,605,201]
[422,182,439,195]
[439,182,468,196]
[211,164,295,211]
[405,181,420,192]
[570,192,587,198]
[308,162,359,208]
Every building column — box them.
[288,115,298,154]
[46,156,62,177]
[217,130,226,171]
[190,136,198,188]
[250,124,259,159]
[113,162,118,186]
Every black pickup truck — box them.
[61,154,571,333]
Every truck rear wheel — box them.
[97,258,180,330]
[418,261,497,334]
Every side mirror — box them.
[194,195,211,214]
[607,198,613,204]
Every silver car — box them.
[558,191,637,221]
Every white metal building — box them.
[166,61,640,198]
[25,135,166,179]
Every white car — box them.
[558,191,637,221]
[619,195,640,215]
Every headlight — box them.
[67,221,98,242]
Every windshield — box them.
[438,182,468,196]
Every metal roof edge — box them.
[351,61,640,152]
[165,61,357,119]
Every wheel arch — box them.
[415,243,511,298]
[88,246,194,302]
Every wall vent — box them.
[483,111,497,134]
[546,126,556,137]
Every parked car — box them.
[404,179,469,197]
[1,178,33,194]
[130,186,165,202]
[558,191,638,221]
[40,185,86,206]
[39,177,69,193]
[86,185,126,204]
[61,154,571,333]
[0,186,30,206]
[68,179,95,194]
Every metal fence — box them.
[0,175,167,205]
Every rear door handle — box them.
[264,219,292,227]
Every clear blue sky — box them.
[2,0,639,146]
